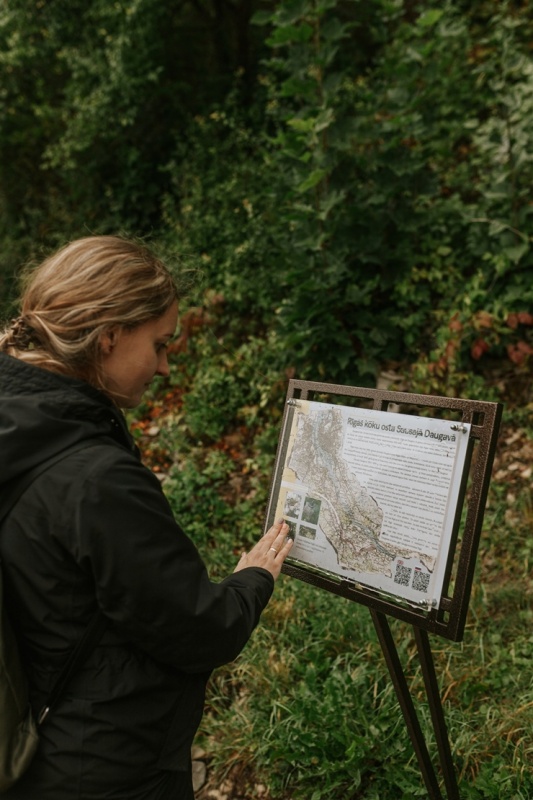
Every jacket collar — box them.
[0,353,137,485]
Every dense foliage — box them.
[2,1,533,390]
[1,0,532,797]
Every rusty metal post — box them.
[371,610,445,800]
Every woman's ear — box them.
[99,327,118,355]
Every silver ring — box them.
[269,547,278,554]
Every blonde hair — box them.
[0,236,178,391]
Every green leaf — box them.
[251,10,273,26]
[266,23,314,47]
[314,108,335,133]
[296,169,327,193]
[417,9,444,28]
[286,117,316,133]
[318,189,346,219]
[503,242,530,264]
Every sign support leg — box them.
[414,626,460,800]
[371,609,459,799]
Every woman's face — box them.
[100,301,179,408]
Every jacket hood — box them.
[0,352,134,485]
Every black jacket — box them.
[0,353,274,799]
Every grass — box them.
[194,574,532,799]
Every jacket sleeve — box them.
[69,447,275,673]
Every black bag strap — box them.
[0,441,108,726]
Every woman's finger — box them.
[234,520,293,576]
[262,518,286,541]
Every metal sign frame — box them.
[268,380,503,800]
[273,379,502,643]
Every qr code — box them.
[412,570,430,593]
[394,563,412,587]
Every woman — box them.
[0,236,292,800]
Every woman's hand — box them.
[234,519,293,580]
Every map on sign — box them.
[266,400,471,608]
